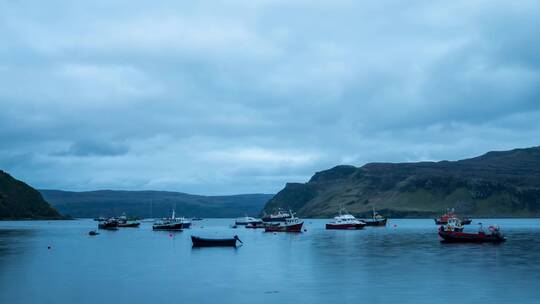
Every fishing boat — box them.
[118,221,140,228]
[98,219,119,230]
[88,230,99,236]
[152,210,183,231]
[440,217,465,232]
[434,208,472,225]
[191,235,243,247]
[262,208,292,222]
[264,211,303,232]
[178,217,192,229]
[235,215,263,225]
[363,208,387,226]
[117,213,141,227]
[439,224,506,243]
[326,209,366,230]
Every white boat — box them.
[262,208,292,222]
[326,210,366,230]
[235,215,262,225]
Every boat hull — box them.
[364,218,387,226]
[117,222,140,228]
[264,222,303,232]
[98,221,119,229]
[152,223,183,231]
[246,223,266,229]
[326,223,365,230]
[191,236,238,247]
[262,217,290,222]
[439,231,506,243]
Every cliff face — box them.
[263,147,540,218]
[0,170,63,220]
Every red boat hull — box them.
[439,230,505,243]
[265,222,303,232]
[326,223,365,230]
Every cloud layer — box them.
[1,0,540,194]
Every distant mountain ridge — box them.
[0,170,63,219]
[263,146,540,218]
[41,189,273,218]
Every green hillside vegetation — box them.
[41,190,273,218]
[263,146,540,218]
[0,170,63,220]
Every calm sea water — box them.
[1,219,540,304]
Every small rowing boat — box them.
[191,235,243,247]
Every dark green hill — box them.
[0,170,63,220]
[40,190,273,218]
[263,146,540,218]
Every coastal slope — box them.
[263,146,540,218]
[41,190,273,218]
[0,170,63,219]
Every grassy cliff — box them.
[0,170,63,220]
[263,146,540,218]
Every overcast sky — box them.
[1,0,539,194]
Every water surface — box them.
[1,219,539,304]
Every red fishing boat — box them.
[434,208,472,225]
[438,224,506,243]
[440,217,465,232]
[264,211,303,232]
[326,209,366,230]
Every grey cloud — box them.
[55,140,129,157]
[0,0,539,194]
